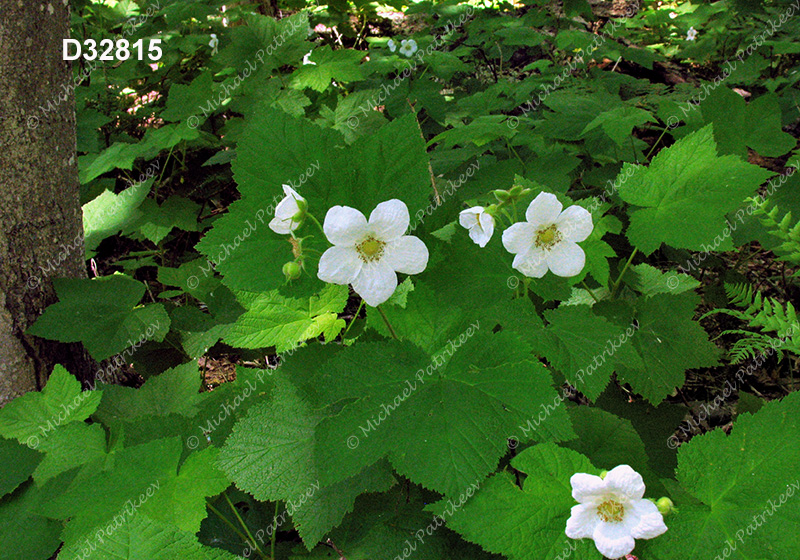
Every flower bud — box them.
[282,261,302,281]
[493,189,511,202]
[656,497,675,515]
[599,470,608,479]
[509,185,524,197]
[294,196,308,216]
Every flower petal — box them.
[352,260,398,307]
[627,499,668,539]
[383,236,429,274]
[502,222,535,255]
[369,199,410,241]
[525,192,562,226]
[459,207,482,229]
[324,206,368,246]
[556,205,593,242]
[512,247,548,278]
[570,473,607,503]
[274,193,300,220]
[604,465,646,500]
[546,241,586,277]
[282,184,303,201]
[469,221,494,247]
[269,215,295,235]
[592,521,636,559]
[565,503,599,539]
[317,246,362,285]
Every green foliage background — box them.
[2,0,800,558]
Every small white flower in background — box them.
[566,465,667,559]
[209,33,219,55]
[399,39,418,58]
[302,50,316,65]
[668,11,677,18]
[269,185,306,235]
[387,39,397,53]
[459,207,495,248]
[318,200,428,306]
[502,192,593,278]
[686,26,698,40]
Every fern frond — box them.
[750,196,800,272]
[715,282,800,362]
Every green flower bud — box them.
[509,185,524,197]
[282,261,302,281]
[656,497,675,515]
[493,189,511,202]
[599,470,608,479]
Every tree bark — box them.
[0,0,96,405]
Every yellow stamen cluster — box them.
[356,236,386,262]
[597,500,625,523]
[535,224,562,249]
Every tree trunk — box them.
[0,0,96,405]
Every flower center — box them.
[535,224,561,249]
[597,500,625,523]
[356,236,386,262]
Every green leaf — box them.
[0,365,101,442]
[0,438,41,497]
[598,293,720,404]
[582,106,657,147]
[33,423,107,486]
[57,514,241,560]
[563,407,662,494]
[82,180,152,256]
[299,487,493,559]
[618,126,774,254]
[218,13,310,75]
[625,263,701,296]
[306,331,574,496]
[225,285,348,352]
[125,196,202,244]
[535,305,640,400]
[0,482,61,560]
[290,46,366,92]
[647,392,800,559]
[443,443,602,560]
[140,447,228,533]
[94,361,202,422]
[696,88,796,158]
[27,275,170,361]
[161,72,215,122]
[218,375,394,547]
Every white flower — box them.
[387,39,397,52]
[459,207,495,248]
[686,26,698,41]
[209,33,219,55]
[302,50,316,65]
[318,200,428,306]
[566,465,667,559]
[668,11,677,18]
[269,185,306,235]
[399,39,418,58]
[502,192,593,278]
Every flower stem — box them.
[646,127,670,160]
[342,299,365,340]
[224,492,265,558]
[376,305,399,339]
[207,500,268,559]
[581,280,601,303]
[271,501,278,560]
[611,248,638,298]
[307,213,325,235]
